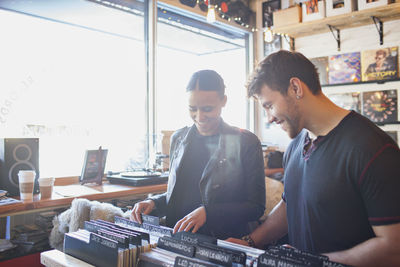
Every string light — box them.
[207,5,216,23]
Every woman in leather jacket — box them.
[131,70,265,239]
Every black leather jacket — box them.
[150,121,265,239]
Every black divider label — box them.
[158,237,195,257]
[174,256,218,267]
[195,246,232,266]
[115,216,141,228]
[90,233,117,249]
[142,223,172,236]
[258,252,305,267]
[142,214,160,226]
[173,231,217,245]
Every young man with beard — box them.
[227,50,400,267]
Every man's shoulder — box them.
[335,112,397,152]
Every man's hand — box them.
[225,238,251,247]
[173,206,207,234]
[130,199,155,224]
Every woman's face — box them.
[188,90,227,136]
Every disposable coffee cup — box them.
[18,170,36,200]
[38,177,55,199]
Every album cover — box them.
[328,92,361,113]
[305,0,319,14]
[328,52,361,84]
[362,89,398,124]
[361,47,398,81]
[264,35,281,57]
[310,56,329,85]
[262,0,281,28]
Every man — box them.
[227,50,400,267]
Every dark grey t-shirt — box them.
[283,111,400,253]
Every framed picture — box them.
[326,0,356,17]
[328,52,361,84]
[302,0,325,22]
[358,0,389,11]
[80,147,108,185]
[310,56,329,85]
[327,92,361,113]
[362,89,398,124]
[361,47,398,82]
[264,34,281,57]
[262,0,281,28]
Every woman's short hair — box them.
[186,70,225,98]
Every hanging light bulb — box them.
[207,5,216,23]
[264,27,274,43]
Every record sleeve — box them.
[328,52,361,84]
[361,47,398,81]
[362,89,398,124]
[310,56,329,85]
[327,92,361,113]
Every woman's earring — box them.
[296,95,300,99]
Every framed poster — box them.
[310,56,329,85]
[362,89,398,124]
[328,92,361,113]
[264,34,281,57]
[80,147,108,185]
[361,47,398,82]
[262,0,281,28]
[328,52,361,84]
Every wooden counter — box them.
[0,182,167,217]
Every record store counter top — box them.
[0,182,167,217]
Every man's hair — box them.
[376,49,387,58]
[186,70,225,98]
[247,50,322,98]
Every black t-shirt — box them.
[166,129,219,229]
[283,111,400,254]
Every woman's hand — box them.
[173,206,207,234]
[130,199,155,223]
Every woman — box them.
[131,70,265,239]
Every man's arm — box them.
[226,200,288,248]
[325,222,400,267]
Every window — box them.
[156,4,250,135]
[0,0,252,177]
[0,0,147,177]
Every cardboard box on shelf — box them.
[273,5,302,28]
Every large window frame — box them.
[0,0,254,177]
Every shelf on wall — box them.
[322,77,400,87]
[273,2,400,38]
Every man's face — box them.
[375,54,385,65]
[188,90,226,136]
[258,84,301,139]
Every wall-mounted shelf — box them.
[322,77,400,87]
[273,2,400,38]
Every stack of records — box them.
[65,215,351,267]
[64,217,170,267]
[11,224,50,254]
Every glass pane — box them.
[0,0,146,177]
[156,6,249,139]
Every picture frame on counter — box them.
[358,0,389,11]
[302,0,326,22]
[326,0,357,17]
